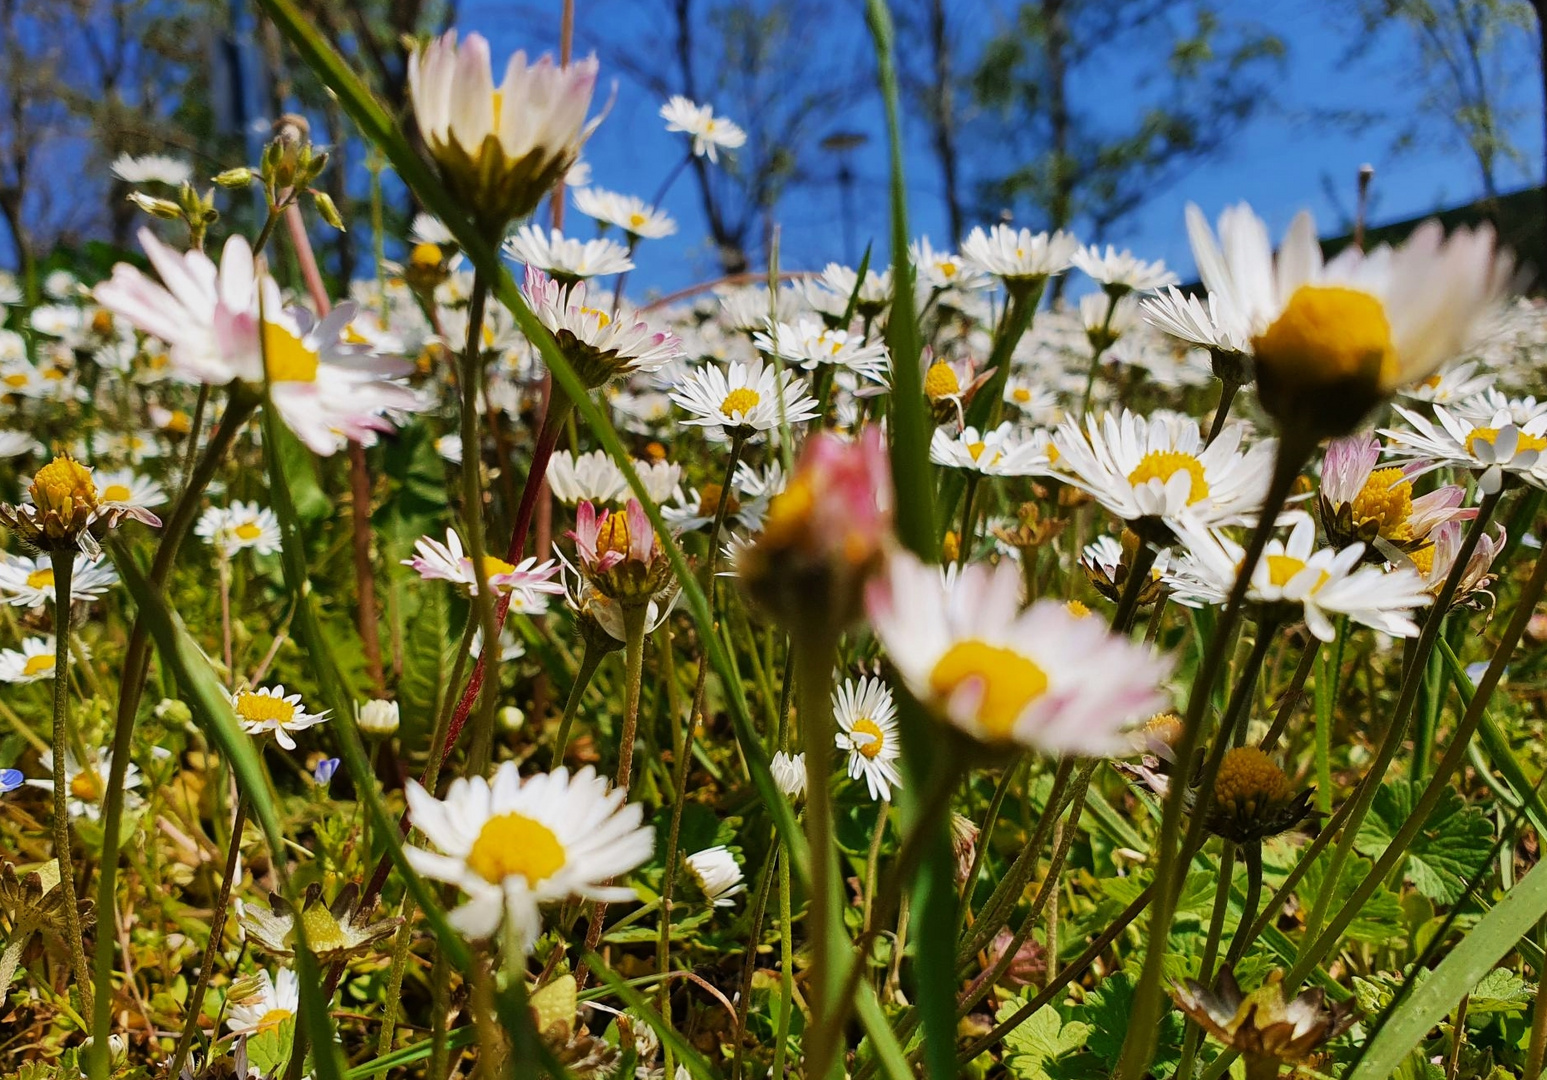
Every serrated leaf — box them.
[1298,851,1405,943]
[1466,968,1531,1014]
[244,1016,295,1077]
[997,1000,1090,1080]
[1079,971,1185,1078]
[1358,783,1494,904]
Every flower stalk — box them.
[47,550,92,1015]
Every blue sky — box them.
[466,0,1545,295]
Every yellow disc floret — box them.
[1265,554,1329,592]
[929,640,1050,740]
[466,811,567,885]
[924,361,961,401]
[720,387,761,418]
[1350,466,1414,541]
[23,653,55,678]
[1128,450,1209,505]
[598,511,632,558]
[1213,746,1293,814]
[1466,427,1547,457]
[31,456,98,517]
[263,322,321,383]
[849,717,886,760]
[1253,285,1395,389]
[70,768,102,801]
[234,690,298,726]
[1065,600,1091,618]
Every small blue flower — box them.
[312,758,340,787]
[0,769,22,795]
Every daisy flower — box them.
[1081,533,1170,606]
[1072,245,1177,295]
[1167,515,1431,641]
[573,188,677,240]
[805,263,891,320]
[911,236,990,293]
[2,456,160,554]
[660,96,746,162]
[931,422,1057,477]
[403,762,655,949]
[195,502,282,558]
[670,357,820,440]
[662,479,768,534]
[523,268,682,388]
[867,553,1172,754]
[960,224,1079,289]
[92,468,166,515]
[769,751,807,801]
[569,499,675,604]
[404,528,565,605]
[27,748,142,820]
[0,551,119,609]
[1052,411,1277,536]
[226,968,300,1036]
[1317,433,1472,555]
[1382,403,1547,495]
[752,318,890,384]
[636,458,685,504]
[684,846,746,907]
[0,431,42,459]
[833,676,904,802]
[1186,202,1513,439]
[504,225,634,281]
[408,32,599,226]
[717,284,802,333]
[0,636,58,683]
[232,685,330,750]
[1411,519,1507,609]
[110,152,192,187]
[547,449,628,505]
[1400,360,1494,405]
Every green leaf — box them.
[1359,783,1493,904]
[1350,854,1547,1079]
[998,1001,1090,1080]
[271,419,331,525]
[1079,971,1184,1077]
[1465,968,1532,1014]
[244,1015,295,1076]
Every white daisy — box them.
[866,552,1172,754]
[669,358,820,441]
[659,96,747,162]
[225,968,300,1036]
[805,263,892,319]
[523,268,682,387]
[1454,388,1547,429]
[1072,245,1177,294]
[434,434,463,464]
[0,636,58,683]
[1382,403,1547,495]
[930,422,1057,477]
[410,213,456,246]
[752,318,890,384]
[573,188,677,240]
[232,685,330,750]
[26,748,143,820]
[408,32,599,225]
[403,528,565,606]
[504,225,634,281]
[1139,286,1251,355]
[833,676,903,802]
[1400,360,1495,405]
[1052,410,1277,533]
[684,845,746,907]
[404,762,655,950]
[547,449,628,505]
[195,502,282,558]
[1185,202,1513,436]
[0,431,41,459]
[110,153,193,187]
[1411,519,1507,607]
[911,236,990,293]
[960,224,1079,286]
[716,285,802,334]
[661,477,769,534]
[0,552,118,609]
[1166,515,1431,641]
[635,458,684,504]
[92,468,166,514]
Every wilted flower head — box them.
[408,32,599,227]
[736,428,890,634]
[1172,967,1356,1075]
[241,883,400,962]
[1205,747,1315,843]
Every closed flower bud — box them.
[127,191,183,220]
[498,705,526,733]
[358,698,400,738]
[214,167,256,189]
[312,191,346,232]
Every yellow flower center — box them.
[32,456,98,515]
[22,653,55,678]
[465,811,567,885]
[696,483,740,519]
[164,410,191,434]
[491,89,504,130]
[929,640,1049,740]
[849,717,886,760]
[1012,387,1031,403]
[234,690,298,725]
[410,242,443,269]
[70,769,102,801]
[1145,712,1183,747]
[1265,554,1329,592]
[3,373,27,388]
[1127,450,1208,505]
[234,521,264,542]
[482,554,517,578]
[1213,746,1292,809]
[1466,427,1547,456]
[256,1008,294,1034]
[941,530,960,563]
[924,361,960,400]
[582,306,612,329]
[628,212,647,230]
[101,484,133,503]
[1412,545,1435,577]
[25,568,54,590]
[939,261,958,278]
[263,322,320,383]
[761,480,814,548]
[91,310,115,336]
[1350,466,1414,540]
[1065,600,1091,618]
[598,512,632,557]
[720,387,761,417]
[1251,284,1395,390]
[300,904,349,952]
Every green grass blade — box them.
[855,981,913,1080]
[1437,637,1547,836]
[582,952,721,1079]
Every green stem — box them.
[1301,487,1502,954]
[1177,843,1238,1080]
[795,630,848,1080]
[456,269,499,776]
[771,846,795,1080]
[1205,378,1242,446]
[957,757,1023,915]
[1112,541,1159,635]
[373,899,417,1079]
[1259,637,1320,753]
[956,473,980,568]
[615,604,649,793]
[1225,843,1263,970]
[169,795,248,1079]
[1117,437,1308,1080]
[550,642,606,767]
[48,551,92,1016]
[732,832,779,1080]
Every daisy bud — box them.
[312,191,346,232]
[737,428,891,635]
[126,191,183,220]
[214,167,256,189]
[769,751,807,801]
[1206,747,1314,844]
[358,698,400,738]
[684,845,746,908]
[498,705,526,733]
[408,32,600,229]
